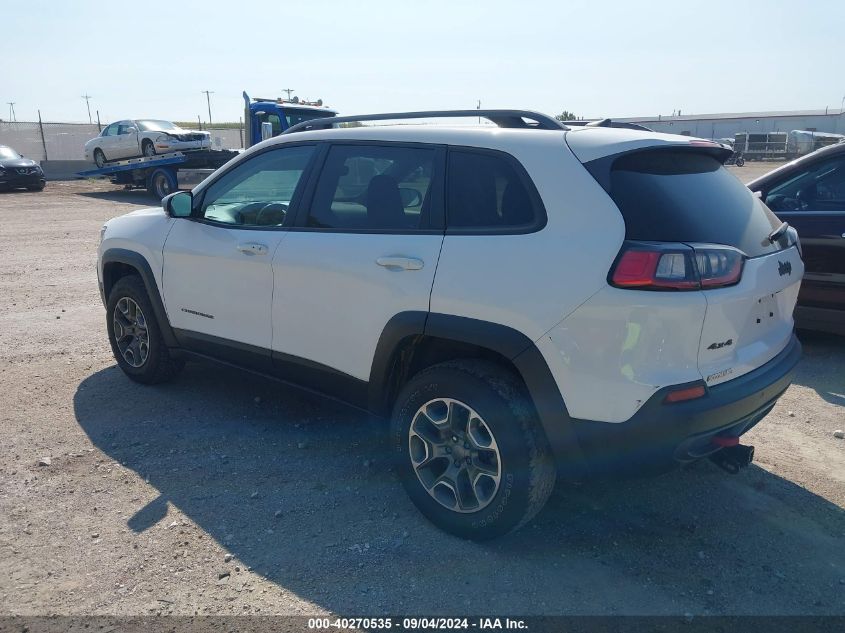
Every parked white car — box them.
[97,110,803,540]
[84,120,211,167]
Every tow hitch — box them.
[709,442,755,474]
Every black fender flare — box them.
[369,312,583,473]
[100,248,179,348]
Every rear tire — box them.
[106,275,184,384]
[93,149,107,168]
[147,168,177,200]
[391,359,556,540]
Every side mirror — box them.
[163,191,193,218]
[124,126,138,135]
[260,121,273,141]
[399,187,423,208]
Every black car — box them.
[0,145,46,192]
[747,141,845,335]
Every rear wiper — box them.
[768,221,789,243]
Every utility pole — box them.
[82,94,93,123]
[7,102,16,122]
[477,99,481,124]
[201,90,214,127]
[282,88,295,101]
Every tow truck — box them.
[77,91,337,199]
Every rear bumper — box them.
[569,333,801,474]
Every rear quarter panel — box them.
[430,133,624,341]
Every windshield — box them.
[284,109,335,129]
[136,120,181,132]
[0,147,22,159]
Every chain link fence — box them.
[0,121,244,161]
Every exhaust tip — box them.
[709,444,754,474]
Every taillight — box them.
[664,384,706,403]
[610,242,745,291]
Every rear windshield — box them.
[601,151,782,257]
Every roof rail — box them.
[283,109,568,134]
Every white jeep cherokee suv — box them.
[97,110,803,540]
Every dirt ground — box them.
[0,175,843,617]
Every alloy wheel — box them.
[408,398,502,513]
[113,297,150,368]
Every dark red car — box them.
[747,142,845,335]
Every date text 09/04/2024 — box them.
[307,617,528,630]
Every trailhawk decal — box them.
[706,367,734,383]
[181,308,214,319]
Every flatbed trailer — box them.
[76,149,240,199]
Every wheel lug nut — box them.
[464,442,470,449]
[445,447,451,454]
[451,436,458,443]
[454,460,460,467]
[465,456,472,464]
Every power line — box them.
[282,88,295,101]
[81,94,93,124]
[7,102,16,122]
[201,90,214,126]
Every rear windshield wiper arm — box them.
[768,221,789,244]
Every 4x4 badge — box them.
[778,260,792,277]
[707,338,733,350]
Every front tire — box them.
[391,360,556,540]
[93,149,107,168]
[106,275,184,384]
[142,139,156,157]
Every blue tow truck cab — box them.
[242,92,337,147]
[76,92,337,199]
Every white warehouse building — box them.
[616,109,845,139]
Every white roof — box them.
[251,122,708,163]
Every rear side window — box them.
[307,144,436,231]
[446,150,543,231]
[603,151,782,257]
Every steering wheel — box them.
[254,202,289,226]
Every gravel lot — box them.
[1,175,843,617]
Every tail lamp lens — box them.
[664,384,706,403]
[611,242,744,291]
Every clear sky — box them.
[2,0,844,124]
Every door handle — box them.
[237,242,268,255]
[376,256,424,271]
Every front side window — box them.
[446,150,541,230]
[102,123,118,137]
[306,144,436,231]
[256,112,283,137]
[117,122,135,135]
[199,145,315,227]
[765,155,845,212]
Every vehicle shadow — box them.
[794,330,845,408]
[73,362,845,616]
[76,189,160,206]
